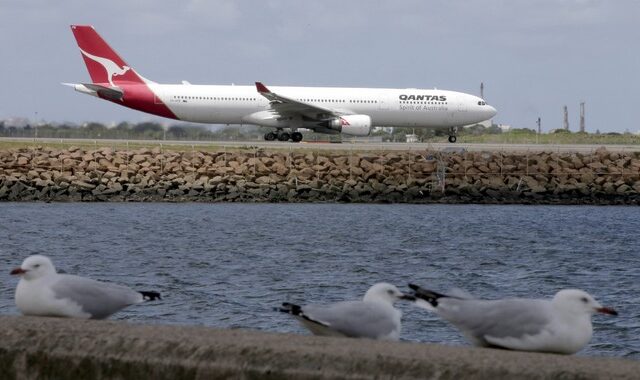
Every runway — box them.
[1,137,639,153]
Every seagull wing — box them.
[302,300,399,340]
[51,274,143,319]
[437,298,553,347]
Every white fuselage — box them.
[148,84,496,128]
[68,25,497,140]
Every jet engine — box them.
[323,115,372,136]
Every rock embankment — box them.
[1,316,639,380]
[0,146,639,203]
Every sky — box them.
[0,0,638,133]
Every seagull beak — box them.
[400,294,416,301]
[10,267,27,276]
[596,306,618,316]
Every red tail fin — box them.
[70,25,145,87]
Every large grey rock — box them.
[71,180,96,190]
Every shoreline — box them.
[1,146,639,204]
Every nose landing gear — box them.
[448,126,458,143]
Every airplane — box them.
[66,25,497,143]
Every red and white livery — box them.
[66,25,497,143]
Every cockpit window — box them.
[478,101,486,106]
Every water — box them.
[1,203,638,359]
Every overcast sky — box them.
[1,0,638,132]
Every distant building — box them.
[3,117,30,128]
[406,134,419,143]
[497,124,512,132]
[373,126,394,134]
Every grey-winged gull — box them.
[278,282,415,340]
[11,255,161,319]
[408,283,617,354]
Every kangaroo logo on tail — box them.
[79,48,130,87]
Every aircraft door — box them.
[378,96,390,110]
[457,99,467,112]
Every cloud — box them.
[0,0,639,130]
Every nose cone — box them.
[486,105,497,119]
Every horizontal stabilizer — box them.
[63,83,124,100]
[84,83,124,100]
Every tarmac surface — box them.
[1,137,639,153]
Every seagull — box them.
[408,283,617,354]
[278,282,415,340]
[11,255,161,319]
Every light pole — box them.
[34,111,39,140]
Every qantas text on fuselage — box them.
[65,25,497,143]
[399,94,447,102]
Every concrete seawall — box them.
[1,146,639,203]
[1,316,638,379]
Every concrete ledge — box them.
[0,316,638,379]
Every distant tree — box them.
[80,122,106,138]
[132,122,163,133]
[463,124,482,135]
[84,122,107,132]
[130,122,163,139]
[510,128,536,134]
[416,128,436,139]
[168,125,188,139]
[114,122,131,131]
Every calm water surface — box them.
[1,203,638,358]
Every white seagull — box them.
[408,283,617,354]
[278,282,415,340]
[11,255,161,319]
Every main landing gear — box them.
[263,129,303,143]
[448,126,458,143]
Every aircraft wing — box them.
[255,82,343,120]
